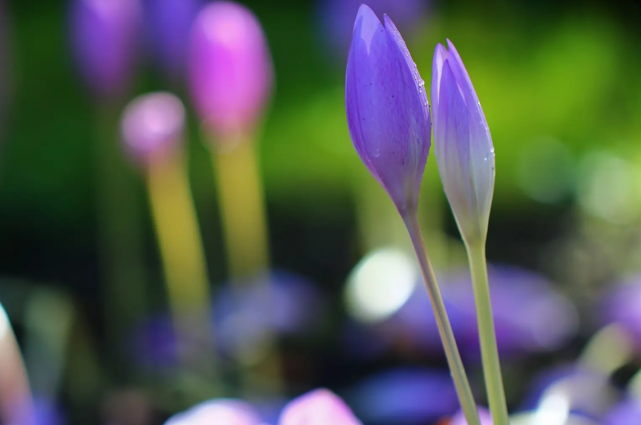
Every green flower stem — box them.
[466,241,509,425]
[403,213,481,425]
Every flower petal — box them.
[345,5,430,211]
[430,43,449,122]
[279,389,362,425]
[445,41,495,232]
[434,60,475,236]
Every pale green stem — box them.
[466,241,509,425]
[402,213,481,425]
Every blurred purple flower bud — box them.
[431,41,495,244]
[188,1,273,138]
[347,368,458,424]
[601,275,641,348]
[345,5,431,214]
[70,0,142,100]
[450,407,492,425]
[279,389,362,425]
[120,92,186,166]
[319,0,427,61]
[164,399,262,425]
[144,0,203,81]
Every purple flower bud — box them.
[164,399,262,425]
[279,389,362,425]
[144,0,204,81]
[188,1,273,137]
[431,41,495,243]
[69,0,142,100]
[345,5,431,214]
[120,92,185,166]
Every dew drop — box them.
[372,148,381,157]
[418,80,425,88]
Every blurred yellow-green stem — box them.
[96,106,148,360]
[402,213,481,425]
[146,150,215,367]
[466,241,509,425]
[210,135,270,278]
[209,132,283,395]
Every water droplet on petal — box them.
[372,149,381,158]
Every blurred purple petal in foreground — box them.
[69,0,142,100]
[189,1,273,138]
[144,0,203,82]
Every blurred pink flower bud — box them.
[188,1,273,138]
[120,92,185,166]
[279,389,362,425]
[70,0,142,101]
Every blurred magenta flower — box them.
[119,92,186,166]
[319,0,427,60]
[451,407,493,425]
[144,0,204,82]
[164,399,262,425]
[345,5,431,214]
[347,367,459,424]
[431,41,495,244]
[69,0,142,100]
[188,1,273,138]
[279,389,362,425]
